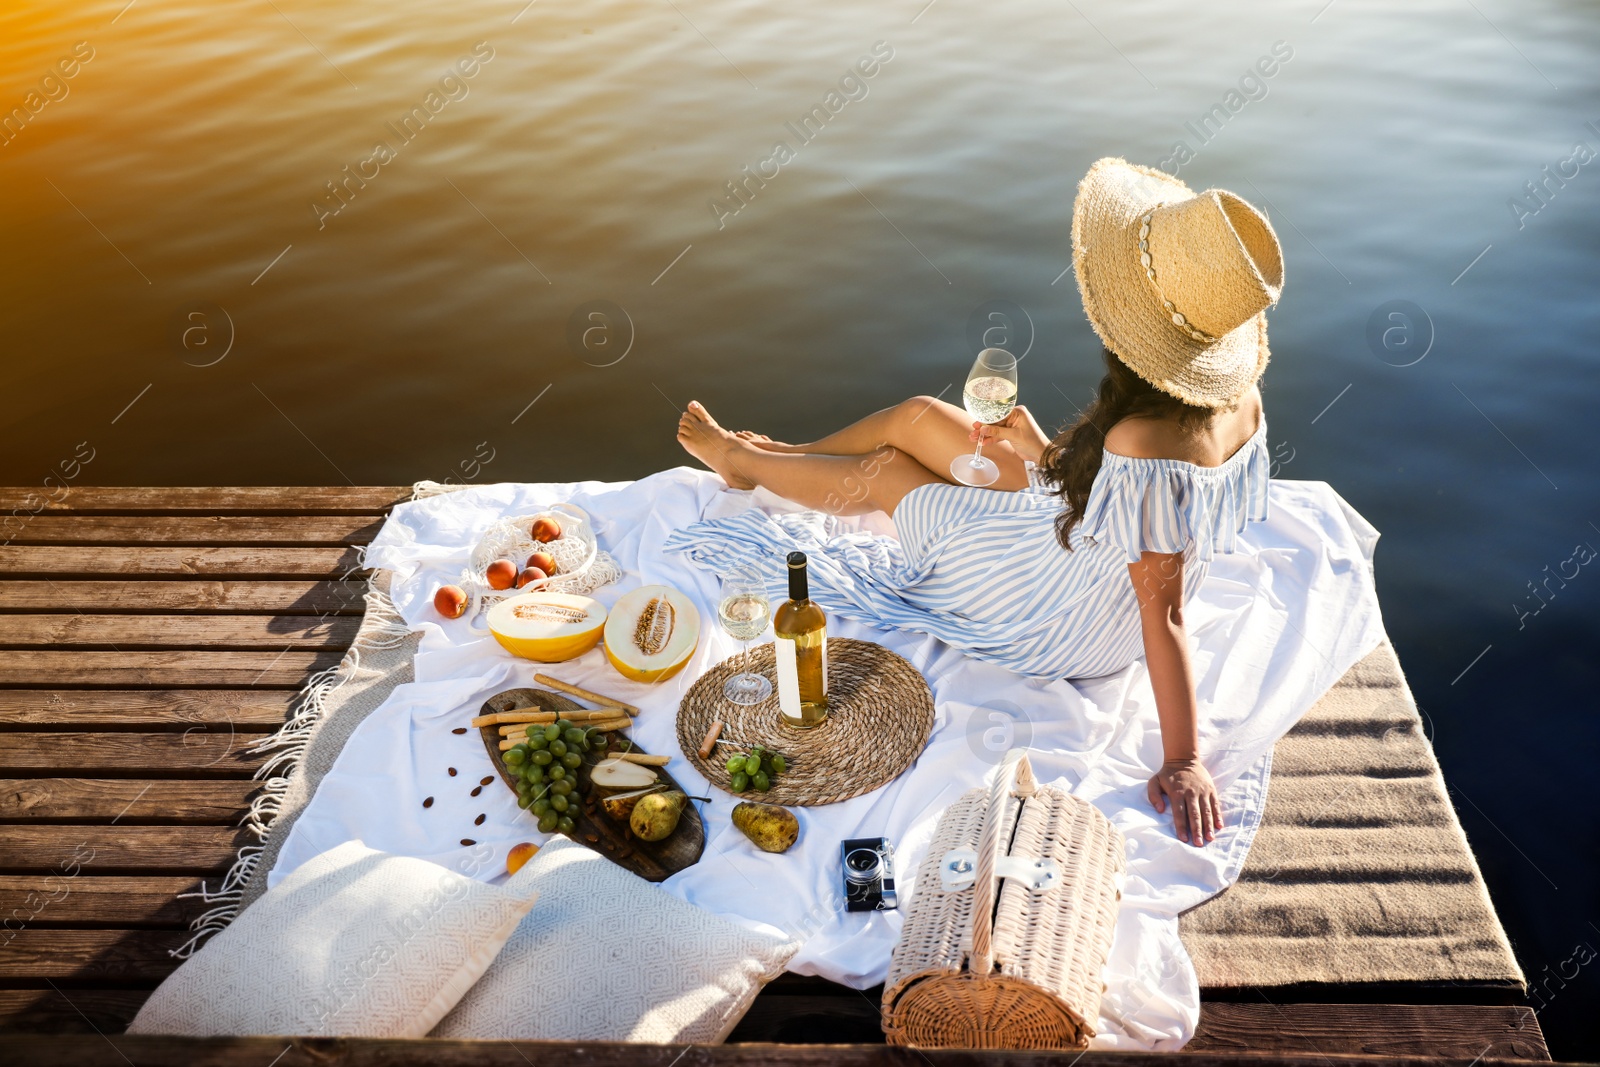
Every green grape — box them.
[538,811,559,833]
[729,771,750,793]
[504,748,526,767]
[524,724,542,740]
[770,754,787,775]
[550,779,573,797]
[551,794,569,813]
[561,752,582,769]
[517,794,533,809]
[752,770,771,792]
[531,798,551,816]
[515,779,533,798]
[524,765,546,786]
[531,750,553,766]
[583,727,605,749]
[556,815,575,835]
[528,734,549,751]
[742,754,760,776]
[555,718,574,733]
[543,724,562,742]
[725,754,746,774]
[549,739,568,758]
[563,727,586,746]
[548,765,567,782]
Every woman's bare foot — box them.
[678,402,757,490]
[736,430,802,453]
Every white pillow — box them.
[433,838,796,1043]
[128,840,537,1037]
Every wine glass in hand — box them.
[718,568,773,706]
[950,347,1018,487]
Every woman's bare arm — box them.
[972,405,1051,463]
[1128,550,1224,846]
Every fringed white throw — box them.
[187,468,1384,1050]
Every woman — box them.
[669,158,1285,848]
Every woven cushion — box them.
[127,841,537,1037]
[433,837,796,1043]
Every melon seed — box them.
[451,727,467,735]
[480,776,494,786]
[448,767,458,776]
[474,813,486,826]
[423,796,434,808]
[461,838,475,846]
[634,596,675,655]
[471,786,483,797]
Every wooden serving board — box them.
[478,686,704,881]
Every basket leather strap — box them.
[969,750,1031,974]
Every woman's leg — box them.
[678,403,943,517]
[743,395,1031,493]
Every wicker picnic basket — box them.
[882,750,1126,1049]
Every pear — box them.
[732,802,799,854]
[630,790,687,842]
[600,784,666,822]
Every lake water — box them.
[1,0,1596,1051]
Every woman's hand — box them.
[970,404,1049,463]
[1147,757,1224,846]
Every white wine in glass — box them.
[950,347,1018,487]
[718,569,772,706]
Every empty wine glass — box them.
[718,567,772,705]
[950,347,1018,487]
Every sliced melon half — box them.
[603,584,700,683]
[487,591,607,662]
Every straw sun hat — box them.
[1071,157,1285,408]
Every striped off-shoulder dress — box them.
[664,420,1271,680]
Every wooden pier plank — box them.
[0,650,342,687]
[0,825,252,875]
[0,928,196,981]
[0,546,363,578]
[0,1031,1562,1064]
[0,990,154,1035]
[0,732,272,775]
[0,689,296,728]
[0,486,411,513]
[0,614,362,650]
[1186,1002,1549,1058]
[0,875,211,926]
[3,514,385,545]
[0,779,262,822]
[0,580,368,614]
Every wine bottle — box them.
[773,551,829,728]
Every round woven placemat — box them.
[676,638,935,806]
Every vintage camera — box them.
[841,837,897,912]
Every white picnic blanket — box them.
[268,468,1384,1050]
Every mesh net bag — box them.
[460,503,621,628]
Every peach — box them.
[506,841,539,875]
[486,559,518,590]
[433,584,468,619]
[530,517,562,543]
[515,566,547,588]
[526,550,557,576]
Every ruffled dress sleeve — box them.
[1075,425,1271,564]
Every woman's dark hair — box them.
[1036,348,1220,550]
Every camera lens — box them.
[844,847,882,884]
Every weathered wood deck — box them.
[0,487,1551,1061]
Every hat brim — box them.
[1071,158,1268,408]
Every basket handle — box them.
[969,749,1035,973]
